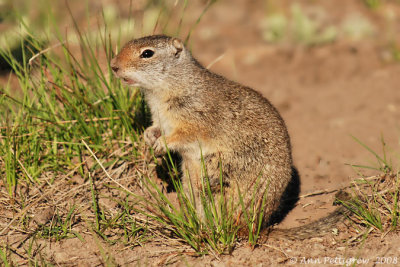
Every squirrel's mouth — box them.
[121,77,137,86]
[112,70,139,86]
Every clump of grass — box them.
[133,149,240,255]
[349,135,393,174]
[260,2,383,45]
[260,3,337,45]
[35,205,81,241]
[0,20,146,191]
[341,136,400,237]
[340,172,399,234]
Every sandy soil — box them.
[1,0,400,266]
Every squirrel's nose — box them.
[112,66,119,73]
[110,58,119,73]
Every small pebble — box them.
[33,207,55,225]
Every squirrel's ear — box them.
[172,38,184,58]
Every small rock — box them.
[33,207,55,225]
[313,243,325,250]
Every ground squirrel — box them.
[110,35,337,233]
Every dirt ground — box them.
[2,0,400,266]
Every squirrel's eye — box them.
[140,49,154,58]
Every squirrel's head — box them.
[110,35,190,90]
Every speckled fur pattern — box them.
[111,35,293,228]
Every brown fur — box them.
[111,35,293,228]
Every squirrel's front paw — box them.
[153,137,167,156]
[144,126,161,147]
